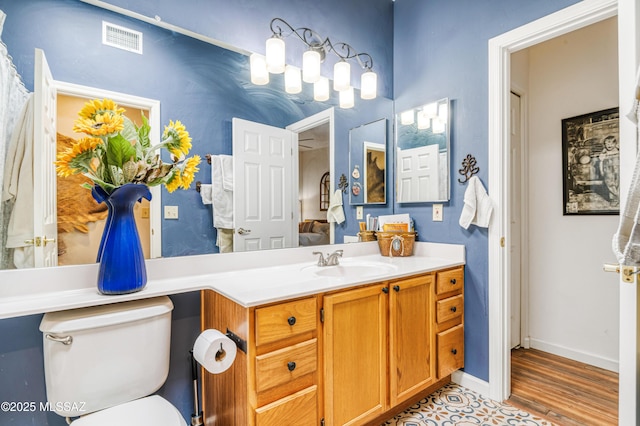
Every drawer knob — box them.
[451,348,458,355]
[450,278,457,285]
[382,287,389,294]
[287,361,296,371]
[287,316,296,326]
[450,306,457,313]
[393,285,400,292]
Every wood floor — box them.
[507,348,618,426]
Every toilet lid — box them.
[72,395,187,426]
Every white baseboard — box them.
[529,338,619,372]
[451,371,490,398]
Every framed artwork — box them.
[363,141,386,203]
[561,107,619,215]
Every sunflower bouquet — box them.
[56,98,201,194]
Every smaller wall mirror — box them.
[396,98,450,203]
[349,119,388,205]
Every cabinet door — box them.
[323,285,388,426]
[389,275,434,406]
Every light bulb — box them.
[423,102,438,119]
[284,65,302,94]
[417,111,431,129]
[249,53,269,85]
[339,86,354,109]
[360,70,377,100]
[314,76,330,102]
[265,36,285,74]
[400,110,414,125]
[333,61,351,92]
[432,117,446,134]
[303,50,321,83]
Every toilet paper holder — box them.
[225,328,247,353]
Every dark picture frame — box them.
[561,107,619,215]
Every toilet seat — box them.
[71,395,187,426]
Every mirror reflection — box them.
[0,0,394,270]
[396,98,450,203]
[349,119,387,205]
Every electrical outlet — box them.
[164,205,179,219]
[356,206,364,220]
[433,204,443,222]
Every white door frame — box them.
[287,108,335,244]
[53,81,162,259]
[487,0,618,403]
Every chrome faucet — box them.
[312,251,327,266]
[326,250,343,266]
[312,250,343,267]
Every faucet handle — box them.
[312,251,327,266]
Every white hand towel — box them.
[221,155,233,191]
[199,184,213,205]
[327,189,345,224]
[459,176,493,229]
[211,155,233,229]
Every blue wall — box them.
[392,0,581,381]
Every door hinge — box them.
[320,418,325,426]
[320,308,324,323]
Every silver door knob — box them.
[237,228,251,235]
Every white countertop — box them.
[0,242,465,319]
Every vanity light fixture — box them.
[400,110,414,125]
[252,17,377,105]
[249,53,269,85]
[339,86,355,109]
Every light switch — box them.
[164,205,179,219]
[433,204,443,222]
[356,206,364,220]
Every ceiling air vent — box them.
[102,21,143,54]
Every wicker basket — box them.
[357,230,377,242]
[376,231,416,257]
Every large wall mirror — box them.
[349,118,387,205]
[396,98,450,203]
[0,0,394,270]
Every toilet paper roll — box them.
[193,329,237,374]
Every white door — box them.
[396,144,439,202]
[232,118,296,252]
[509,91,522,349]
[33,48,58,267]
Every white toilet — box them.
[39,296,188,426]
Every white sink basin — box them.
[302,260,397,279]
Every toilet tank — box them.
[39,296,174,417]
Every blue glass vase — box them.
[92,183,152,295]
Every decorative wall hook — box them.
[338,173,348,193]
[458,154,480,184]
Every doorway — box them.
[53,81,162,264]
[487,0,621,405]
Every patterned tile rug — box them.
[383,383,555,426]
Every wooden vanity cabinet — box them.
[322,273,435,426]
[201,266,464,426]
[201,291,321,426]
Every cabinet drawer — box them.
[255,339,317,393]
[437,324,464,377]
[436,268,464,295]
[255,298,317,346]
[255,385,317,426]
[436,294,463,324]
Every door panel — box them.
[232,118,295,252]
[397,144,439,202]
[33,48,58,267]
